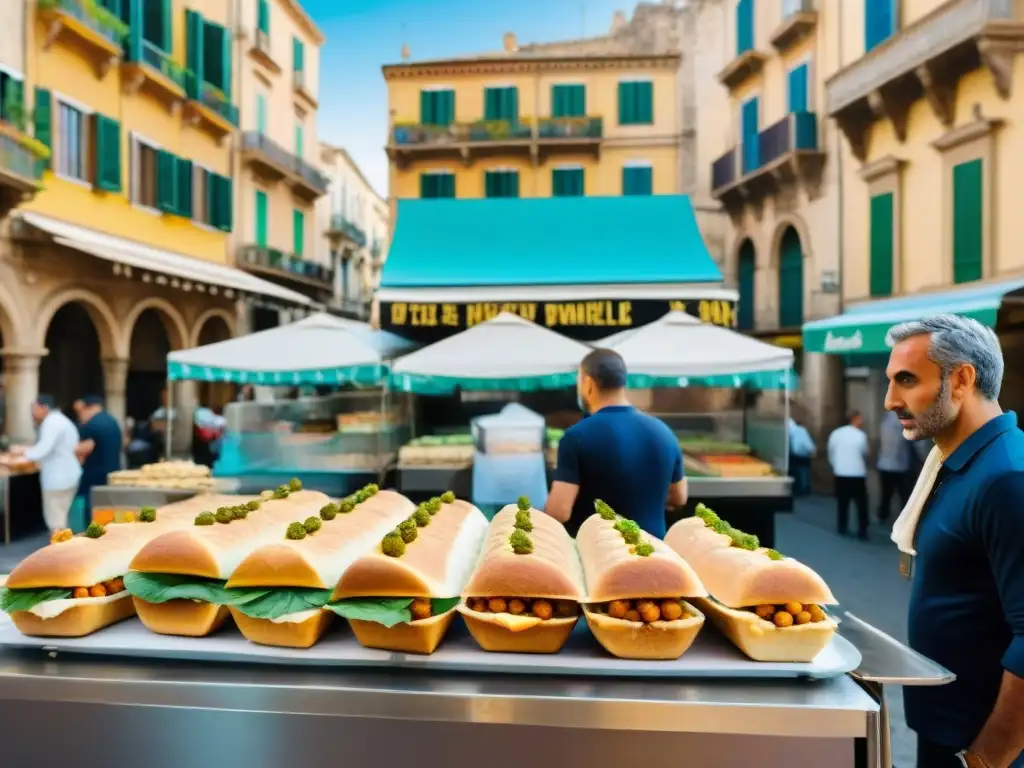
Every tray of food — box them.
[0,486,858,679]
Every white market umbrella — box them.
[390,312,591,393]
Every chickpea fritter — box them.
[808,605,826,622]
[624,609,641,623]
[754,604,776,619]
[607,600,630,619]
[639,602,661,623]
[660,600,683,621]
[555,600,576,617]
[73,587,89,599]
[488,597,507,614]
[410,599,432,621]
[773,611,794,628]
[507,598,526,615]
[784,602,803,617]
[88,584,107,598]
[795,610,812,625]
[532,599,553,620]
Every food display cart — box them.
[389,313,590,502]
[601,312,797,546]
[165,313,415,495]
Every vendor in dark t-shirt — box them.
[74,395,124,512]
[545,348,686,538]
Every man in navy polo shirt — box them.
[885,315,1024,768]
[544,348,686,538]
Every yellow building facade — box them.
[0,0,308,443]
[695,0,843,445]
[383,40,682,216]
[233,0,331,329]
[803,0,1024,427]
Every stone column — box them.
[2,349,44,443]
[101,357,129,429]
[174,380,198,457]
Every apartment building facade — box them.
[317,142,388,320]
[0,0,309,443]
[802,0,1024,431]
[233,0,329,332]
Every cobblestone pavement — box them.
[779,495,915,768]
[2,500,918,763]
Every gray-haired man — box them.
[885,314,1024,768]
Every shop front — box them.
[377,196,738,344]
[802,278,1024,438]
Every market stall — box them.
[390,312,590,504]
[165,313,415,495]
[0,455,43,544]
[600,311,797,546]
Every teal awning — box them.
[379,196,722,289]
[803,280,1024,354]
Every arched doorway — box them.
[737,239,756,331]
[127,309,171,422]
[40,303,104,412]
[195,315,233,412]
[778,226,804,329]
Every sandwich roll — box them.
[457,497,585,654]
[329,491,489,654]
[1,493,250,637]
[577,501,707,660]
[126,480,330,637]
[225,484,416,648]
[664,504,838,662]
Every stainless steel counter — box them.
[688,475,792,498]
[0,647,878,768]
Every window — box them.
[94,113,122,192]
[869,193,894,297]
[740,96,760,173]
[551,84,585,118]
[552,167,584,197]
[142,0,171,52]
[293,36,304,72]
[208,172,233,231]
[952,159,983,284]
[622,164,652,195]
[203,19,230,95]
[256,93,267,133]
[293,209,305,256]
[255,190,268,246]
[787,62,809,113]
[483,87,518,122]
[777,228,804,329]
[258,0,270,35]
[57,101,88,182]
[131,135,159,208]
[737,241,756,331]
[0,70,25,128]
[736,0,754,56]
[865,0,897,52]
[420,172,455,198]
[295,122,304,158]
[193,166,211,226]
[484,170,519,198]
[617,81,653,125]
[420,89,455,126]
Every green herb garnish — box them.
[413,507,431,527]
[85,522,106,538]
[138,506,157,522]
[381,533,406,557]
[303,516,322,534]
[595,499,617,521]
[286,522,306,540]
[320,503,339,521]
[509,529,533,555]
[517,495,531,512]
[634,542,654,557]
[288,477,303,491]
[440,490,455,504]
[246,500,261,511]
[195,511,215,526]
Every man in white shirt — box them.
[827,411,870,540]
[9,396,83,532]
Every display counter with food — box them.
[0,454,43,544]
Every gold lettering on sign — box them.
[441,304,460,327]
[696,300,736,329]
[669,301,687,313]
[543,300,633,327]
[409,303,438,326]
[390,303,408,326]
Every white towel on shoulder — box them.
[891,445,944,555]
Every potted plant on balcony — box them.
[38,0,129,43]
[0,91,51,162]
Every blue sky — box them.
[303,0,641,198]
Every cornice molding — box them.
[383,54,681,80]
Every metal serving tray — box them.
[0,613,861,680]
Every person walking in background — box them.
[827,411,870,540]
[74,395,123,531]
[788,416,816,495]
[877,409,911,522]
[3,395,81,533]
[885,315,1024,767]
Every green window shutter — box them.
[220,23,232,100]
[93,114,121,192]
[869,192,894,297]
[440,90,455,124]
[553,168,584,197]
[485,171,518,198]
[161,0,171,52]
[737,242,756,331]
[295,123,303,158]
[552,85,585,118]
[176,158,193,217]
[420,90,433,124]
[217,174,233,232]
[777,229,804,328]
[622,166,652,195]
[503,87,518,122]
[256,93,266,133]
[619,82,653,125]
[617,82,631,124]
[439,173,455,198]
[293,37,304,71]
[156,150,178,213]
[636,81,653,123]
[185,9,204,100]
[736,0,754,55]
[952,159,983,284]
[484,88,500,121]
[293,209,305,256]
[255,190,268,245]
[258,0,270,35]
[484,87,517,121]
[421,90,454,125]
[419,173,435,198]
[33,87,51,158]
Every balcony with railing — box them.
[37,0,128,72]
[388,115,604,167]
[250,28,281,74]
[240,131,329,200]
[123,36,189,106]
[711,111,826,210]
[328,214,368,249]
[236,245,333,291]
[826,0,1024,161]
[771,0,818,51]
[184,75,238,139]
[0,132,47,200]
